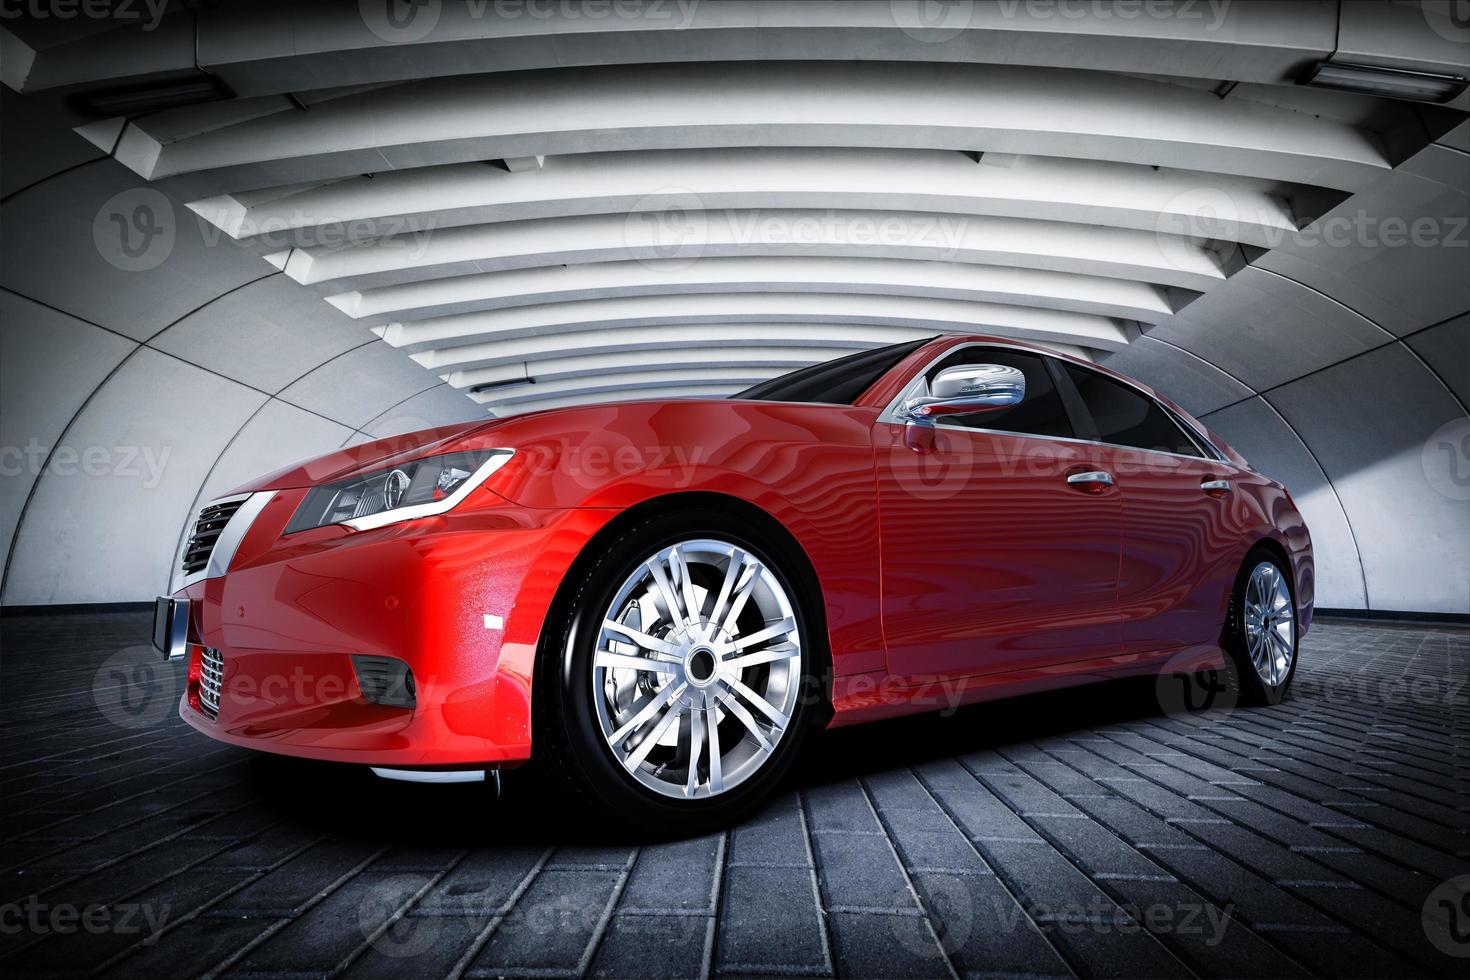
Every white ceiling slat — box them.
[327,256,1182,327]
[381,292,1134,358]
[185,148,1300,251]
[411,324,944,374]
[445,345,851,390]
[95,63,1390,192]
[8,1,1347,96]
[268,208,1233,293]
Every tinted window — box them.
[1063,364,1202,457]
[924,349,1073,438]
[733,337,934,405]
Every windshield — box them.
[731,338,934,405]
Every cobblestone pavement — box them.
[1,612,1466,978]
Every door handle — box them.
[1066,470,1114,494]
[1201,478,1232,497]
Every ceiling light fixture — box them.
[72,73,235,117]
[470,377,536,395]
[1301,61,1467,104]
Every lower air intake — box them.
[351,655,416,708]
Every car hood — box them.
[221,399,736,494]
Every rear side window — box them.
[733,337,933,405]
[1062,364,1202,457]
[924,348,1073,438]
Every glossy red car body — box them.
[171,336,1313,768]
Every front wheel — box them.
[1226,548,1299,706]
[536,509,820,834]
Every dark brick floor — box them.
[1,612,1466,978]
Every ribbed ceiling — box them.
[6,1,1465,417]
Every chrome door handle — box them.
[1066,470,1114,487]
[1201,478,1232,495]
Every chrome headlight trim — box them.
[340,449,515,532]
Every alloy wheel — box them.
[592,538,802,800]
[1243,560,1294,687]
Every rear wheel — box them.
[1227,548,1299,705]
[536,509,820,833]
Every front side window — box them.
[734,337,934,405]
[1062,364,1203,457]
[923,348,1073,438]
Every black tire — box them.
[534,507,823,835]
[1224,546,1299,706]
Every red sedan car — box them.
[154,335,1312,830]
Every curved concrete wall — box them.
[1099,132,1469,614]
[0,141,482,605]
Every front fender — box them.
[1230,474,1314,634]
[482,400,889,676]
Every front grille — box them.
[199,646,224,716]
[181,499,246,575]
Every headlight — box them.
[284,449,514,533]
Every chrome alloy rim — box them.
[592,539,802,800]
[1244,561,1294,687]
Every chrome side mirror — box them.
[904,364,1026,423]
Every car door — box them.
[874,346,1123,680]
[1055,362,1245,657]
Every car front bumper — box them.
[160,491,612,769]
